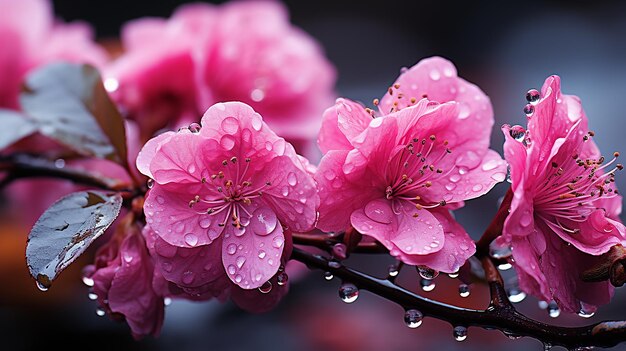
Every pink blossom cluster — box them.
[104,0,336,146]
[1,0,625,341]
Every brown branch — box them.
[0,154,131,193]
[291,247,626,349]
[292,231,387,254]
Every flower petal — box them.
[257,155,318,232]
[351,200,446,261]
[144,227,225,288]
[221,214,284,289]
[315,150,379,232]
[108,233,164,339]
[144,185,224,247]
[136,131,175,179]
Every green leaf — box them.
[20,63,128,165]
[26,190,123,290]
[0,109,37,149]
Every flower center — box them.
[186,156,271,229]
[384,134,453,216]
[534,132,622,233]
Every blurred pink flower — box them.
[106,0,335,143]
[85,216,164,339]
[0,0,107,109]
[137,102,317,294]
[500,76,626,313]
[316,57,506,273]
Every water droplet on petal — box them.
[182,271,195,285]
[458,104,470,119]
[404,309,423,328]
[184,233,198,247]
[538,300,549,310]
[272,236,284,249]
[227,264,237,275]
[188,122,201,133]
[96,308,106,317]
[526,89,540,104]
[524,104,535,117]
[453,326,468,341]
[287,172,297,186]
[147,179,154,189]
[221,117,239,134]
[236,256,246,269]
[417,265,439,279]
[338,282,359,303]
[420,278,436,292]
[429,69,441,81]
[164,297,172,306]
[88,292,98,300]
[448,271,459,279]
[258,281,272,294]
[509,125,526,142]
[458,284,470,298]
[482,159,501,171]
[220,134,236,150]
[258,250,266,259]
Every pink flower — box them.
[106,1,335,143]
[0,0,107,109]
[316,57,507,273]
[136,102,317,297]
[84,216,164,339]
[500,76,626,313]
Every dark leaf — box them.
[0,109,37,149]
[26,190,123,290]
[20,63,128,164]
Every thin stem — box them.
[291,247,626,349]
[292,231,387,253]
[475,188,514,257]
[480,256,512,309]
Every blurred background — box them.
[2,0,626,350]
